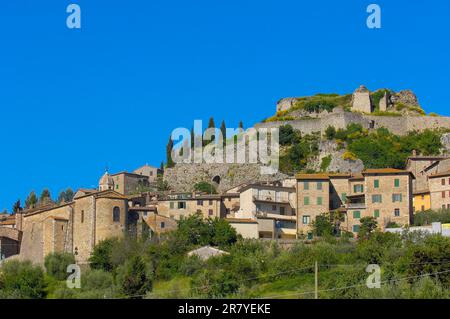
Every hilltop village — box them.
[1,86,450,265]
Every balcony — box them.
[255,211,296,221]
[347,202,366,209]
[253,195,291,205]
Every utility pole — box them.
[315,261,318,299]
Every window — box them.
[197,200,203,206]
[116,184,119,190]
[421,195,425,200]
[353,211,361,219]
[256,203,261,212]
[209,200,213,206]
[272,205,277,211]
[150,171,153,176]
[353,184,363,193]
[394,179,400,187]
[143,211,148,217]
[303,197,310,205]
[372,194,382,203]
[392,194,402,202]
[169,202,174,209]
[374,209,380,218]
[178,202,186,209]
[208,209,213,216]
[304,181,309,190]
[317,182,322,190]
[353,225,360,232]
[280,207,285,215]
[374,180,379,188]
[443,204,446,210]
[394,209,400,217]
[421,205,425,212]
[442,179,446,186]
[342,193,347,202]
[81,210,84,223]
[442,191,446,199]
[302,215,310,224]
[160,222,165,229]
[113,207,120,222]
[317,197,323,205]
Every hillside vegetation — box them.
[0,213,449,299]
[278,123,446,175]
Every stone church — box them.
[0,171,172,264]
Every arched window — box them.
[212,175,221,185]
[113,206,120,222]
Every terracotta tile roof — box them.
[413,189,430,195]
[428,170,450,178]
[296,173,330,180]
[349,174,364,180]
[225,218,257,223]
[362,168,410,174]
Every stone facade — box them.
[351,85,372,113]
[256,110,450,137]
[14,190,129,264]
[428,171,450,211]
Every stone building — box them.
[133,164,161,183]
[99,169,155,195]
[15,189,129,264]
[427,170,450,211]
[233,182,297,239]
[351,85,372,113]
[296,169,414,237]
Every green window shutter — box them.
[304,182,309,190]
[374,180,379,188]
[317,182,322,190]
[169,202,174,209]
[304,197,309,205]
[400,194,402,202]
[374,209,380,218]
[353,211,361,219]
[353,225,360,232]
[342,193,347,202]
[394,179,400,187]
[317,197,322,205]
[353,185,357,193]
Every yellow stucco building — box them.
[413,190,431,213]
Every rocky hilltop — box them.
[164,86,450,193]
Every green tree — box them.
[64,188,74,202]
[194,181,217,194]
[12,199,21,213]
[118,256,152,298]
[89,238,118,272]
[358,217,378,240]
[39,189,51,205]
[325,126,336,140]
[210,218,238,247]
[166,135,175,168]
[220,120,226,146]
[25,191,38,209]
[44,252,76,281]
[0,260,46,299]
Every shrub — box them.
[89,238,119,272]
[320,155,332,172]
[358,217,378,240]
[413,209,450,226]
[325,126,336,140]
[117,256,152,299]
[194,182,217,194]
[0,260,46,299]
[44,252,76,281]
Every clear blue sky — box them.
[0,0,449,211]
